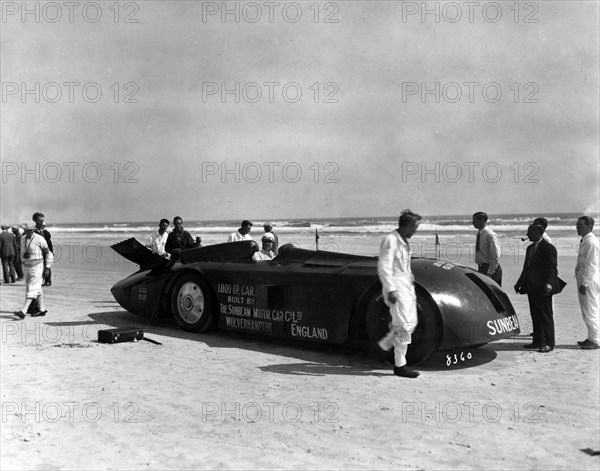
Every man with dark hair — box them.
[165,217,198,258]
[472,211,502,285]
[0,225,18,283]
[32,212,53,286]
[575,216,599,349]
[146,218,171,259]
[228,220,253,242]
[514,224,560,353]
[526,217,553,336]
[377,209,422,378]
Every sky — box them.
[1,0,599,224]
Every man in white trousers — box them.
[14,222,53,319]
[377,209,421,378]
[575,216,599,350]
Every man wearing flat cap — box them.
[253,233,276,261]
[14,222,53,319]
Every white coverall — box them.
[20,232,53,310]
[575,232,599,344]
[377,230,418,367]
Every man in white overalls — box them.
[377,210,421,378]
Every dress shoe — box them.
[393,366,420,378]
[14,311,25,319]
[524,343,541,349]
[31,311,47,317]
[581,340,599,350]
[538,346,553,353]
[577,340,587,346]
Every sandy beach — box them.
[3,0,598,466]
[1,232,599,470]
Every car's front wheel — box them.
[366,287,441,364]
[170,273,214,332]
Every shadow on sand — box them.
[28,308,512,375]
[3,304,537,374]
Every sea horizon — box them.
[33,211,591,236]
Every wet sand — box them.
[1,234,598,470]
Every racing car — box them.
[110,239,520,364]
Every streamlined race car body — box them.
[111,239,520,364]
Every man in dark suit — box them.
[33,212,53,286]
[0,224,18,283]
[12,227,24,280]
[514,224,560,353]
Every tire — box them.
[170,273,214,332]
[366,287,441,365]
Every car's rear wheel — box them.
[366,287,441,364]
[170,273,214,332]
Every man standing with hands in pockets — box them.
[472,211,502,286]
[377,209,422,378]
[575,216,599,350]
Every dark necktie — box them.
[475,231,481,252]
[527,242,538,266]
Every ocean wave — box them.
[42,212,585,235]
[48,223,578,235]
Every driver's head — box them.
[261,232,275,250]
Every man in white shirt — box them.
[253,233,276,261]
[377,209,421,378]
[14,222,53,319]
[228,220,253,242]
[472,212,502,286]
[575,216,599,349]
[146,219,170,259]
